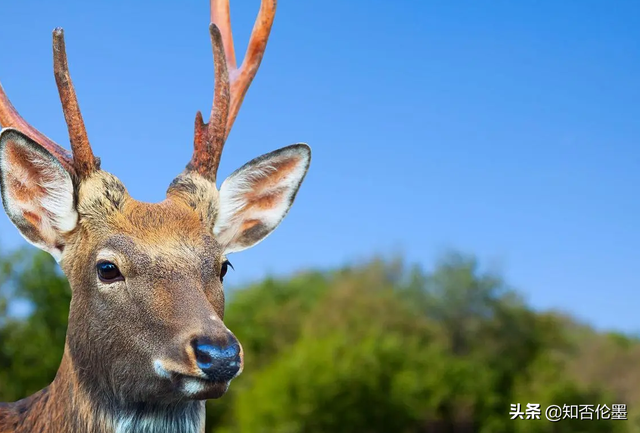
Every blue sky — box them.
[0,1,638,333]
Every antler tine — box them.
[188,23,231,180]
[0,83,76,175]
[52,28,98,179]
[211,0,277,142]
[210,0,237,71]
[185,0,276,182]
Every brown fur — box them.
[0,127,311,431]
[0,170,235,433]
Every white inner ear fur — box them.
[214,144,310,254]
[0,129,78,261]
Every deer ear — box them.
[214,144,311,254]
[0,128,78,261]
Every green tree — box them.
[0,248,636,433]
[0,248,70,401]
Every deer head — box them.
[0,0,309,407]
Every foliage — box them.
[0,249,70,401]
[0,248,637,433]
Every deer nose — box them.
[191,335,241,382]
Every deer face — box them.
[0,129,310,403]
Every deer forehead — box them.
[74,171,222,259]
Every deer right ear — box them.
[213,144,311,254]
[0,128,78,261]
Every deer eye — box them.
[220,260,234,282]
[97,261,123,283]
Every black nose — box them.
[192,335,241,382]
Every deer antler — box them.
[0,28,98,179]
[0,84,75,174]
[187,23,231,180]
[187,0,277,182]
[52,28,98,178]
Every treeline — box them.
[0,248,638,432]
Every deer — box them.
[0,0,310,432]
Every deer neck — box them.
[2,347,205,433]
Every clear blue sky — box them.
[0,1,638,333]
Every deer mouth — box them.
[172,373,231,400]
[153,360,232,400]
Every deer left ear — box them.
[213,143,311,254]
[0,128,78,261]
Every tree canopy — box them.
[0,248,637,432]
